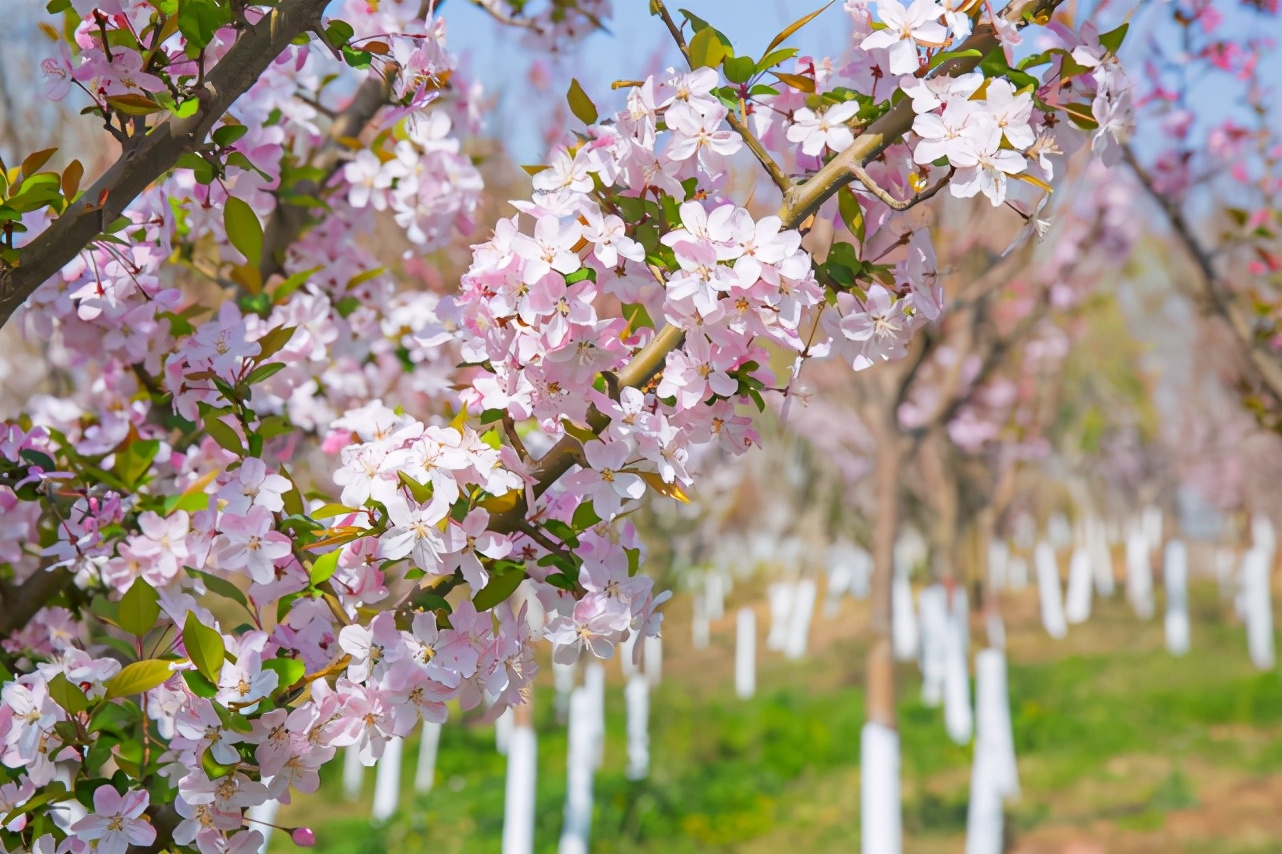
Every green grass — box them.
[272,582,1282,853]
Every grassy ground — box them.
[271,580,1282,853]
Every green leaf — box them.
[263,657,305,690]
[309,549,341,586]
[572,500,601,530]
[223,196,263,268]
[324,19,355,48]
[203,413,244,456]
[254,325,297,362]
[183,612,225,682]
[178,0,231,54]
[119,578,160,637]
[115,438,160,487]
[723,55,755,83]
[103,659,174,700]
[473,567,526,612]
[837,188,865,243]
[48,672,90,715]
[211,124,248,148]
[182,669,218,698]
[1099,22,1128,56]
[186,568,250,610]
[245,362,286,385]
[311,503,357,520]
[397,471,434,504]
[688,26,725,69]
[545,572,578,592]
[105,94,164,116]
[626,546,641,577]
[566,78,598,126]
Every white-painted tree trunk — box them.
[625,675,650,781]
[1164,539,1190,656]
[1065,546,1093,625]
[553,658,577,713]
[964,750,1002,854]
[342,744,364,803]
[496,706,514,756]
[892,568,919,661]
[1253,514,1276,559]
[1142,505,1164,557]
[975,649,1019,799]
[371,736,403,823]
[988,540,1009,592]
[1034,542,1068,639]
[644,634,663,686]
[414,721,442,794]
[1244,548,1276,671]
[735,607,756,700]
[705,571,726,620]
[1126,528,1155,620]
[944,589,973,745]
[784,578,817,660]
[584,662,606,771]
[559,688,595,854]
[503,725,537,854]
[1007,557,1028,590]
[691,592,710,650]
[1089,519,1115,597]
[918,585,948,707]
[860,722,902,854]
[766,581,796,652]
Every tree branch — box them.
[1123,145,1282,412]
[0,567,73,637]
[0,0,332,329]
[490,0,1068,532]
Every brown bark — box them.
[0,0,331,328]
[867,402,905,728]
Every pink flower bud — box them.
[291,828,316,847]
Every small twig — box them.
[849,162,953,211]
[502,414,532,463]
[651,0,792,194]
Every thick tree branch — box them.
[0,0,331,329]
[259,69,396,281]
[0,567,73,637]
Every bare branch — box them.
[849,162,952,212]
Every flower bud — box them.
[291,828,316,847]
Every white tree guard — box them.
[944,589,973,745]
[1034,542,1068,639]
[1065,545,1093,625]
[1164,538,1190,656]
[414,720,442,794]
[861,722,903,854]
[691,592,710,651]
[1089,519,1115,597]
[1142,505,1164,556]
[784,579,818,660]
[918,585,948,708]
[766,581,796,652]
[625,675,650,781]
[1244,548,1276,671]
[1125,528,1155,620]
[1007,556,1029,590]
[736,607,756,700]
[964,748,1003,854]
[988,540,1009,592]
[496,706,514,756]
[893,568,920,661]
[559,688,595,854]
[584,662,606,771]
[503,725,537,854]
[342,744,364,803]
[644,634,663,686]
[975,649,1020,799]
[1253,513,1276,560]
[371,736,403,823]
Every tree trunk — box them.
[867,421,904,727]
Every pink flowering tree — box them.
[1120,0,1282,429]
[0,0,1129,850]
